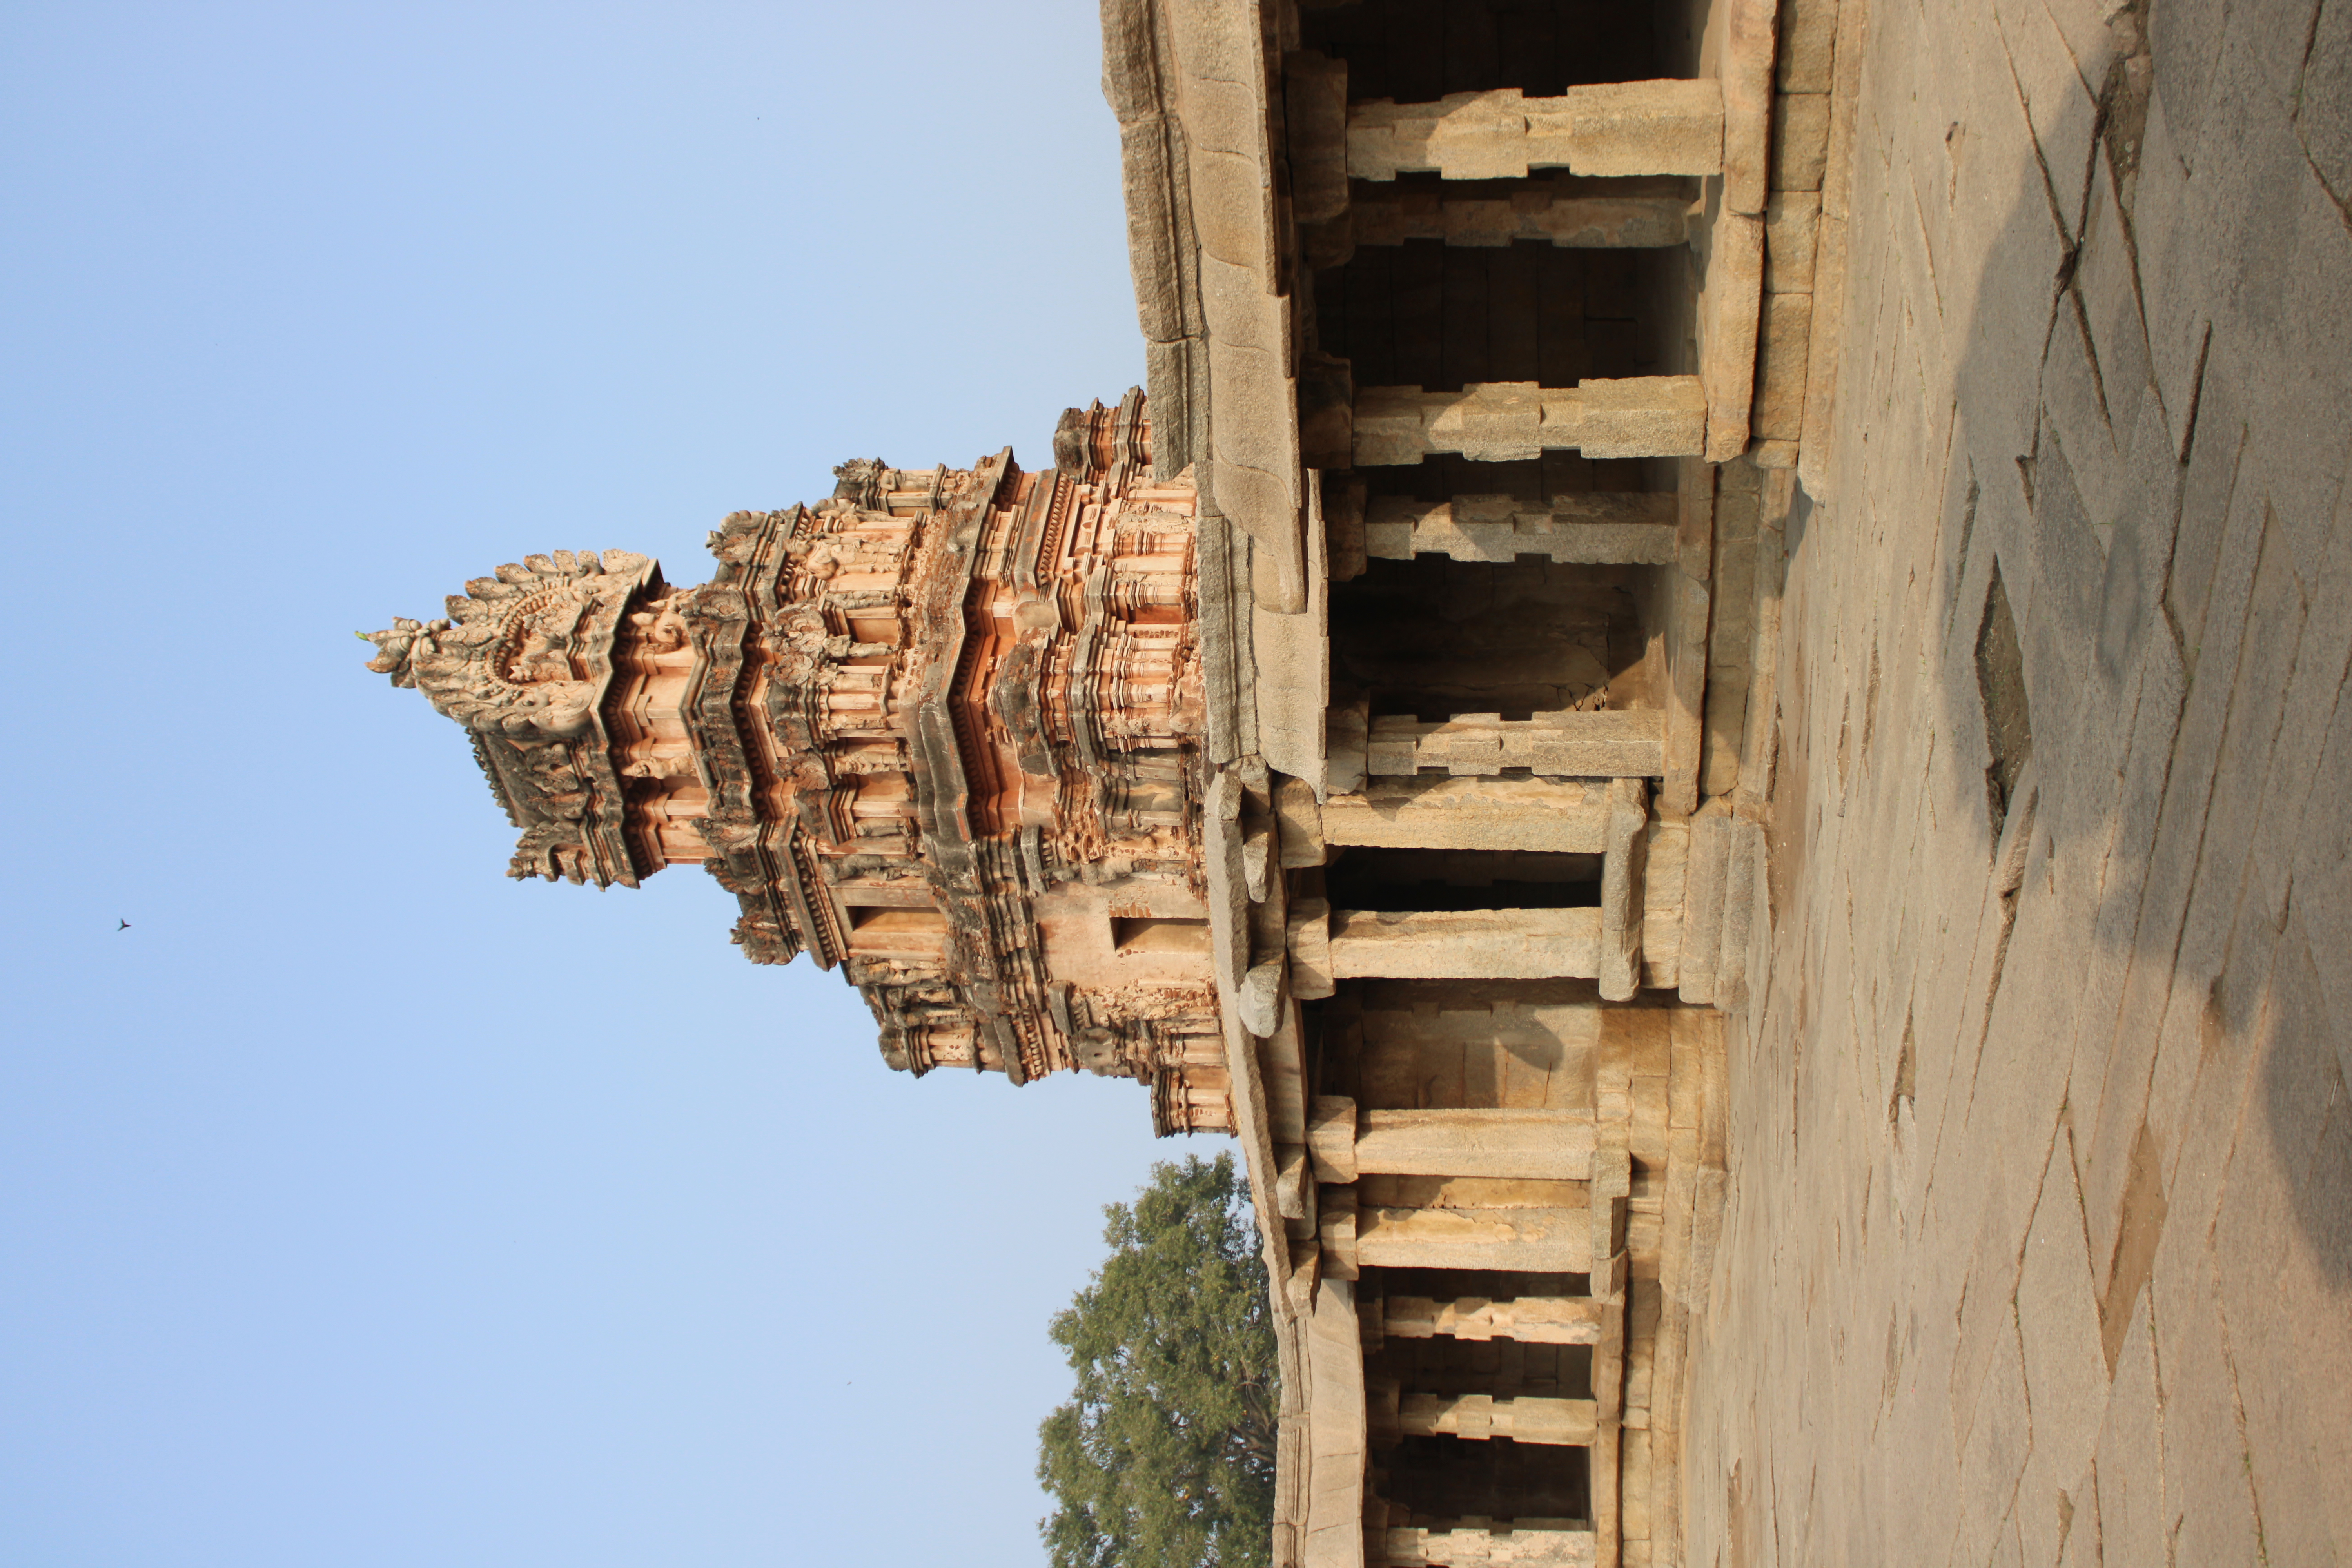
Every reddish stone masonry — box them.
[364,393,1234,1135]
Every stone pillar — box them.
[1372,1383,1601,1447]
[1365,1293,1606,1346]
[1327,907,1605,982]
[1320,775,1615,855]
[1348,82,1724,181]
[1371,1523,1600,1568]
[1364,711,1666,780]
[1363,492,1678,566]
[1308,1099,1597,1183]
[1351,175,1693,250]
[1352,1196,1593,1274]
[1354,380,1707,465]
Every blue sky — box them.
[0,4,1179,1563]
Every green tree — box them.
[1038,1152,1279,1568]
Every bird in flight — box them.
[117,919,131,931]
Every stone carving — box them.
[365,393,1233,1134]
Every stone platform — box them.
[1684,0,2352,1562]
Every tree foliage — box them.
[1038,1153,1279,1568]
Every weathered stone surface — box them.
[1751,291,1814,441]
[1365,490,1677,565]
[1349,83,1724,183]
[1366,710,1668,780]
[1355,380,1708,465]
[1698,210,1766,461]
[366,397,1231,1131]
[1777,0,1840,92]
[1722,0,1781,214]
[1770,91,1831,192]
[1328,907,1606,981]
[1355,1107,1600,1181]
[1321,773,1616,854]
[1763,189,1821,293]
[1356,1201,1595,1273]
[1351,176,1693,249]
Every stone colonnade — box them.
[1110,0,1855,1562]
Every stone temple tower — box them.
[363,394,1235,1134]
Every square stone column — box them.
[1370,1523,1600,1567]
[1354,380,1707,465]
[1348,82,1724,181]
[1308,1099,1599,1183]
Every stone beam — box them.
[1365,711,1666,779]
[1327,907,1604,981]
[1373,1524,1600,1567]
[1354,380,1708,465]
[1349,83,1723,181]
[1364,492,1677,565]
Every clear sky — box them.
[0,4,1180,1563]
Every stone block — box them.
[1678,804,1731,1005]
[1777,0,1840,91]
[1699,210,1765,461]
[1723,0,1780,214]
[1287,897,1335,999]
[1795,207,1846,494]
[1274,776,1326,867]
[1763,190,1820,292]
[1640,817,1689,989]
[1430,379,1544,462]
[1599,777,1650,1001]
[1306,1096,1358,1183]
[1528,80,1726,178]
[1751,292,1813,440]
[1549,376,1710,459]
[1282,50,1350,225]
[1353,383,1432,466]
[1770,91,1831,191]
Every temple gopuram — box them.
[367,0,1856,1563]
